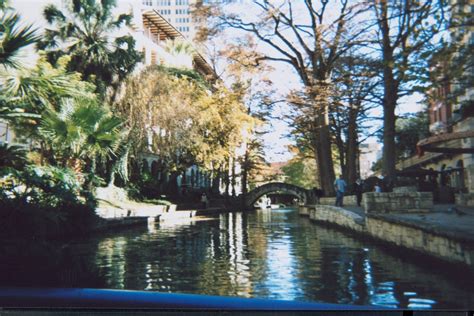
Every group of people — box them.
[333,175,388,207]
[333,176,364,207]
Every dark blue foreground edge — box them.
[0,288,390,310]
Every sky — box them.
[9,0,426,163]
[218,1,426,162]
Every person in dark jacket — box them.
[353,178,363,207]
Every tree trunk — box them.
[315,105,336,196]
[382,98,397,178]
[334,127,346,179]
[346,106,359,184]
[379,0,398,179]
[381,62,398,178]
[167,171,179,195]
[241,150,249,196]
[231,156,236,197]
[211,167,221,194]
[223,164,230,197]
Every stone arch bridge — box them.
[244,182,313,209]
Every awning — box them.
[417,130,474,155]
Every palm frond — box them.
[43,4,66,24]
[0,13,39,68]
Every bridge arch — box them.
[245,182,310,209]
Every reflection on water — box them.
[1,208,473,309]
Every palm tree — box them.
[37,0,142,96]
[0,3,39,69]
[0,1,39,121]
[0,143,27,169]
[39,100,123,175]
[0,56,95,140]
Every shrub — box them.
[0,165,99,239]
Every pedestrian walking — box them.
[354,178,363,207]
[334,175,347,207]
[201,193,208,209]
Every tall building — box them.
[142,0,196,39]
[141,0,238,40]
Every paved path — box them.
[339,204,474,242]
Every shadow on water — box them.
[0,239,108,288]
[0,208,473,309]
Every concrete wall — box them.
[298,205,311,216]
[455,193,474,206]
[366,216,474,266]
[319,195,358,206]
[96,203,168,218]
[363,192,433,214]
[308,205,366,233]
[301,204,474,266]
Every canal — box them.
[1,208,473,309]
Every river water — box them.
[1,208,473,309]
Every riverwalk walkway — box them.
[342,204,474,242]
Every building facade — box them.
[399,0,474,204]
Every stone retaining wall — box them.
[366,216,474,266]
[308,205,366,233]
[93,217,148,232]
[455,193,474,207]
[96,203,168,218]
[300,204,474,266]
[363,192,433,213]
[319,195,358,206]
[298,205,311,216]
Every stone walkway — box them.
[340,204,474,243]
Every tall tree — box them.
[371,0,448,178]
[329,54,381,183]
[37,0,142,97]
[206,0,369,195]
[116,66,253,185]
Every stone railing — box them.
[363,191,433,214]
[455,193,474,207]
[319,195,358,206]
[308,205,366,233]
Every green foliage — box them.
[116,66,253,182]
[281,147,318,189]
[0,165,98,239]
[0,3,41,121]
[1,56,96,139]
[37,0,142,95]
[395,111,429,159]
[0,8,39,68]
[39,99,123,170]
[0,143,27,169]
[154,64,209,89]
